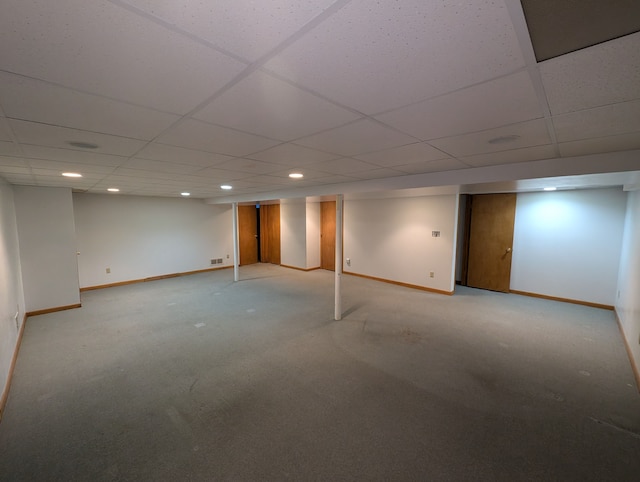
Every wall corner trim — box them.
[508,290,614,310]
[344,271,454,296]
[280,264,321,272]
[614,309,640,393]
[0,314,28,423]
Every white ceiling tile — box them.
[0,165,31,175]
[304,157,379,175]
[376,71,543,140]
[266,167,338,181]
[540,32,640,115]
[121,158,205,174]
[123,0,337,62]
[194,167,254,182]
[21,145,127,167]
[249,143,339,165]
[0,141,20,156]
[10,120,147,157]
[265,0,525,114]
[157,119,279,157]
[27,158,115,174]
[0,174,35,185]
[194,71,359,141]
[393,159,469,175]
[355,142,451,167]
[429,119,552,158]
[135,143,234,167]
[552,100,640,142]
[213,158,285,175]
[0,156,30,168]
[350,168,406,180]
[295,119,416,157]
[0,117,13,142]
[0,72,180,140]
[559,132,640,158]
[0,0,246,114]
[460,145,557,167]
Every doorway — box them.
[320,201,336,271]
[260,204,281,265]
[238,205,258,266]
[463,193,517,293]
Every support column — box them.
[334,194,343,320]
[232,202,239,282]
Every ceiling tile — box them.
[135,143,234,167]
[376,71,543,140]
[0,73,180,141]
[349,168,406,180]
[552,100,640,142]
[21,145,127,167]
[213,158,285,175]
[0,156,30,168]
[27,158,115,174]
[393,158,469,175]
[194,71,359,141]
[304,157,379,175]
[266,167,339,181]
[0,0,246,114]
[265,0,525,114]
[0,117,13,142]
[121,158,205,174]
[355,142,451,167]
[559,132,640,158]
[10,119,147,157]
[157,119,279,157]
[122,0,337,62]
[249,143,339,165]
[0,173,35,185]
[295,119,416,157]
[429,119,552,158]
[460,144,557,167]
[194,167,254,182]
[0,141,20,156]
[540,32,640,114]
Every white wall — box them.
[73,194,232,288]
[0,180,25,409]
[306,202,321,269]
[14,186,80,312]
[511,188,627,305]
[344,195,459,293]
[280,202,307,269]
[616,190,640,377]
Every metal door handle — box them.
[505,247,512,253]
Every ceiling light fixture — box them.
[181,192,191,196]
[107,188,120,192]
[67,141,99,149]
[62,172,82,178]
[488,135,520,145]
[289,173,304,179]
[543,187,557,191]
[220,185,233,190]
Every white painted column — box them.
[335,194,343,320]
[232,202,239,282]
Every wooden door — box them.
[238,205,258,266]
[466,193,516,292]
[320,201,336,271]
[260,204,281,265]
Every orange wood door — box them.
[238,205,258,266]
[260,204,281,265]
[466,193,516,293]
[320,201,336,271]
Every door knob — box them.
[505,247,512,253]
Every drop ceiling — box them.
[0,0,638,202]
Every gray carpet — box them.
[1,264,639,481]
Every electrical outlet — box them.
[429,271,435,278]
[226,254,230,259]
[106,267,111,274]
[346,258,351,266]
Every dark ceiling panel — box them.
[521,0,640,61]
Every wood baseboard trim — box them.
[26,303,82,317]
[508,290,614,311]
[614,310,640,393]
[80,266,233,292]
[280,264,321,272]
[344,271,454,296]
[0,314,28,423]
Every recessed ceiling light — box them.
[289,173,304,179]
[220,185,233,190]
[107,188,120,192]
[181,192,190,196]
[67,141,99,149]
[62,172,82,178]
[543,187,557,191]
[488,135,520,145]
